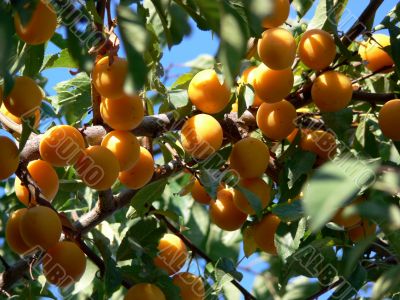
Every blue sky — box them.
[4,1,400,299]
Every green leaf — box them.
[18,114,36,153]
[117,218,166,261]
[218,1,248,87]
[92,230,122,297]
[272,200,304,222]
[303,157,377,231]
[41,49,78,70]
[118,4,149,93]
[235,185,263,219]
[171,72,195,89]
[130,179,168,217]
[23,44,44,77]
[51,72,91,124]
[275,218,307,262]
[0,8,15,78]
[168,89,189,109]
[237,83,254,117]
[285,150,316,188]
[372,265,400,300]
[292,0,316,19]
[308,0,348,31]
[215,257,243,282]
[321,108,353,141]
[282,277,320,300]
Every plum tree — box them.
[233,178,271,215]
[378,99,400,141]
[124,283,166,300]
[172,272,205,300]
[0,1,399,299]
[101,130,140,171]
[5,208,31,255]
[119,146,154,189]
[262,0,290,28]
[358,34,394,72]
[181,114,223,159]
[14,0,57,45]
[256,100,297,140]
[191,178,211,205]
[3,76,43,117]
[43,241,87,287]
[229,137,270,179]
[257,28,296,70]
[0,105,41,128]
[154,233,188,275]
[253,64,294,103]
[100,95,144,130]
[75,145,120,191]
[252,214,281,255]
[188,69,231,114]
[14,159,59,206]
[298,29,336,70]
[19,206,62,250]
[0,136,19,180]
[311,71,353,112]
[92,56,128,99]
[209,188,248,231]
[39,125,86,167]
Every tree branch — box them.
[342,0,385,47]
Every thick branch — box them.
[342,0,385,47]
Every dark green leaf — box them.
[23,44,44,77]
[130,179,168,217]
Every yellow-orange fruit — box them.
[6,208,31,254]
[252,214,281,255]
[181,114,223,159]
[233,178,271,215]
[258,28,296,70]
[100,95,144,130]
[229,137,270,179]
[0,105,41,128]
[14,159,59,206]
[0,136,19,180]
[253,64,294,103]
[39,125,86,167]
[14,0,57,45]
[262,0,290,28]
[4,76,43,117]
[92,56,128,99]
[358,34,394,72]
[43,241,86,287]
[311,71,353,112]
[245,67,264,107]
[125,283,166,300]
[298,29,336,70]
[191,179,211,205]
[378,99,400,141]
[19,206,62,250]
[119,147,154,189]
[210,188,248,231]
[333,198,363,228]
[154,233,188,275]
[256,100,297,140]
[300,130,337,161]
[101,130,140,171]
[188,69,231,114]
[348,219,376,242]
[75,145,120,191]
[173,272,205,300]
